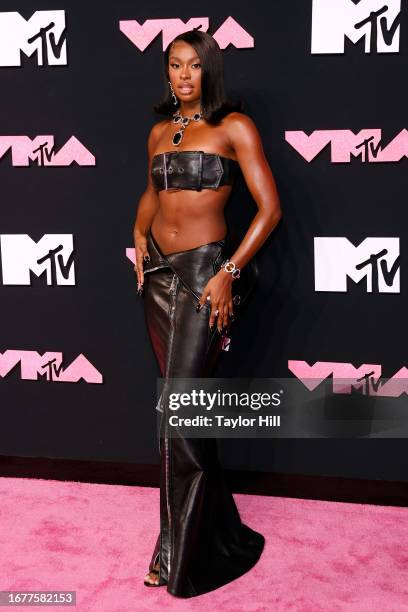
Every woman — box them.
[133,28,282,598]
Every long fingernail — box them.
[196,303,202,312]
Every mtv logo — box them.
[0,135,95,167]
[0,349,102,383]
[0,234,75,285]
[314,237,400,292]
[285,129,408,163]
[0,10,67,66]
[311,0,401,53]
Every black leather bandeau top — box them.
[151,150,239,192]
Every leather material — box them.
[142,230,265,598]
[143,228,226,306]
[144,228,259,315]
[151,150,239,191]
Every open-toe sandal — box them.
[144,566,161,587]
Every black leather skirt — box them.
[142,228,265,598]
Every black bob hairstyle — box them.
[153,27,244,125]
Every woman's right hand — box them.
[134,237,150,294]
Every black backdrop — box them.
[1,1,407,483]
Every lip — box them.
[178,85,193,92]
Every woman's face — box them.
[168,40,202,103]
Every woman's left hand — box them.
[197,270,234,333]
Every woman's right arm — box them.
[133,121,165,292]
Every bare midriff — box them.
[150,184,233,255]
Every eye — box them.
[192,63,201,69]
[169,62,179,69]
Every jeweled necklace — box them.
[172,108,203,146]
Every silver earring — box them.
[168,80,178,106]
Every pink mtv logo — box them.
[0,136,95,166]
[288,360,408,397]
[119,17,253,51]
[285,129,408,163]
[0,350,102,382]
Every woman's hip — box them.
[144,228,225,304]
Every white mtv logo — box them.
[0,234,75,285]
[314,237,400,292]
[311,0,401,53]
[0,10,67,66]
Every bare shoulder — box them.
[148,118,171,143]
[223,111,257,133]
[147,117,171,155]
[222,112,261,150]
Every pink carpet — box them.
[0,476,407,611]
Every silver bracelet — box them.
[220,259,241,279]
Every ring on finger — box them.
[214,309,219,316]
[206,296,211,302]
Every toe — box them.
[145,571,159,585]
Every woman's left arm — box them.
[199,112,283,332]
[223,111,283,268]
